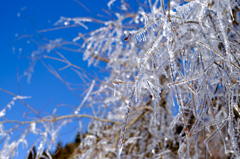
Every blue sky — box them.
[0,0,113,158]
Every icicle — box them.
[75,80,95,114]
[170,113,181,129]
[178,142,186,157]
[148,0,156,24]
[113,80,135,98]
[176,86,184,113]
[153,99,157,125]
[107,0,116,9]
[135,72,145,102]
[217,0,230,69]
[228,93,239,151]
[0,109,6,118]
[227,0,234,21]
[118,145,123,158]
[30,122,36,133]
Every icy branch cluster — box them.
[2,0,240,158]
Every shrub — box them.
[1,0,240,158]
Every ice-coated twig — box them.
[75,80,95,114]
[118,87,135,158]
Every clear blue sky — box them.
[0,0,115,158]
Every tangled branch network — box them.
[1,0,240,158]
